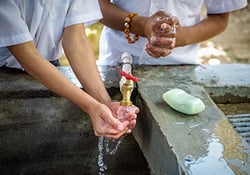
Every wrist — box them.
[175,26,185,47]
[131,15,148,37]
[82,97,99,116]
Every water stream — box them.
[98,135,126,175]
[97,106,135,174]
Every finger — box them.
[160,49,172,57]
[170,16,180,26]
[150,36,174,47]
[146,43,172,57]
[127,112,137,120]
[157,14,179,26]
[164,16,179,26]
[152,22,174,36]
[152,19,177,37]
[109,101,120,112]
[160,23,173,33]
[95,122,129,137]
[128,120,136,130]
[133,105,140,114]
[154,11,170,17]
[153,10,172,19]
[104,128,129,139]
[104,111,125,130]
[146,47,172,58]
[105,126,128,135]
[127,129,132,134]
[158,37,176,50]
[145,47,161,58]
[128,105,139,114]
[169,38,176,50]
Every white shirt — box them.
[0,0,102,69]
[98,0,247,65]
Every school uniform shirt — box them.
[98,0,247,65]
[0,0,102,69]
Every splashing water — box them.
[98,135,126,174]
[98,137,107,175]
[97,106,136,174]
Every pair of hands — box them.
[144,11,180,58]
[90,102,139,139]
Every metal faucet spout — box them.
[120,71,138,106]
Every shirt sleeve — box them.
[64,0,103,27]
[205,0,248,14]
[0,0,32,47]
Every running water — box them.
[98,106,136,174]
[98,137,107,175]
[98,135,126,175]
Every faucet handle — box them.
[120,70,138,83]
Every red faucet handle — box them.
[120,70,138,83]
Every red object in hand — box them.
[120,70,138,83]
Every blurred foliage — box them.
[86,22,104,58]
[59,22,103,66]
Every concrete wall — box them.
[0,67,149,175]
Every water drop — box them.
[184,154,195,163]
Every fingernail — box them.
[168,38,173,42]
[161,23,167,29]
[150,36,157,43]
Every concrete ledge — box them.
[133,64,250,175]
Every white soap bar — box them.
[162,88,205,115]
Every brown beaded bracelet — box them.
[124,13,139,44]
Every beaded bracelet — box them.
[124,13,139,44]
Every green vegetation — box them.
[59,23,103,66]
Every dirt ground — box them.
[200,3,250,64]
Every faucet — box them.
[119,52,138,106]
[120,70,138,106]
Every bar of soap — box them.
[162,88,205,115]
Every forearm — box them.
[98,0,148,37]
[175,13,229,47]
[8,42,98,114]
[62,24,112,107]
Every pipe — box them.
[119,52,133,93]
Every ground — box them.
[200,3,250,64]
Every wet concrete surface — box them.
[131,64,250,175]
